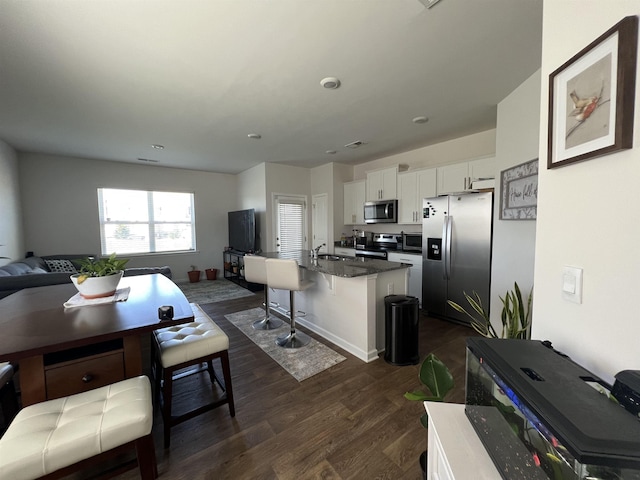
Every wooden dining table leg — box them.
[18,355,46,407]
[123,336,143,377]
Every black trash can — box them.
[384,295,420,366]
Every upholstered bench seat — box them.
[0,375,156,480]
[155,303,229,368]
[153,303,235,448]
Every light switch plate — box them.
[562,266,583,304]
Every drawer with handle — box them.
[45,350,125,399]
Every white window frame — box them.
[97,188,196,255]
[272,194,307,253]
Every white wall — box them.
[353,129,496,180]
[0,140,23,264]
[18,153,238,282]
[533,1,640,383]
[490,71,541,328]
[237,162,267,251]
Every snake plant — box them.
[447,282,532,339]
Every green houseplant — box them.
[447,282,532,339]
[404,353,454,476]
[71,253,129,298]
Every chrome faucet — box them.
[311,243,326,259]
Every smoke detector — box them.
[320,77,341,89]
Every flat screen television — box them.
[228,208,256,253]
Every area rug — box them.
[176,279,255,305]
[224,308,347,382]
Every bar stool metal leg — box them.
[276,290,311,348]
[252,286,283,330]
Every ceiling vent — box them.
[137,158,159,163]
[344,140,365,149]
[418,0,443,8]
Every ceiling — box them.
[0,0,543,175]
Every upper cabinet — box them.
[366,166,397,201]
[437,156,496,195]
[398,168,437,224]
[343,180,366,225]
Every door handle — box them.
[445,216,453,280]
[441,217,448,280]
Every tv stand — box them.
[222,250,263,292]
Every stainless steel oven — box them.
[355,249,388,260]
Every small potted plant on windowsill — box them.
[70,253,129,299]
[188,265,201,283]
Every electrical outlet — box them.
[387,283,394,295]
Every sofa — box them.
[0,254,172,299]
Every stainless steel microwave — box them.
[402,231,422,252]
[364,199,398,224]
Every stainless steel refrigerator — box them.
[422,192,493,325]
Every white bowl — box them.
[71,271,124,299]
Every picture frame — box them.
[548,15,638,169]
[500,159,538,220]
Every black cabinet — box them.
[222,250,263,292]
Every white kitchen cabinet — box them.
[398,168,436,224]
[334,247,355,257]
[469,156,496,183]
[387,251,422,306]
[343,180,366,225]
[424,402,500,480]
[366,166,397,201]
[437,162,471,194]
[436,156,496,195]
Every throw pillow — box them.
[44,259,78,273]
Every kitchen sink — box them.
[317,254,342,261]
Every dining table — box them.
[0,273,194,406]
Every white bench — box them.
[0,375,157,480]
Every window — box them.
[274,195,307,253]
[97,188,195,255]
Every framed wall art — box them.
[548,15,638,169]
[500,159,538,220]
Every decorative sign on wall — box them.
[500,159,538,220]
[548,15,638,169]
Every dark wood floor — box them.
[76,293,477,479]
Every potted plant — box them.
[205,267,218,281]
[447,282,533,339]
[187,265,201,283]
[404,353,454,478]
[70,253,129,299]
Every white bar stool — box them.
[265,258,314,349]
[243,255,283,330]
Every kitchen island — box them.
[260,251,410,362]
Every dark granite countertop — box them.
[258,250,409,278]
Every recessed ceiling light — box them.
[412,116,429,124]
[344,140,364,149]
[247,133,262,139]
[320,77,341,89]
[325,150,337,155]
[151,144,164,149]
